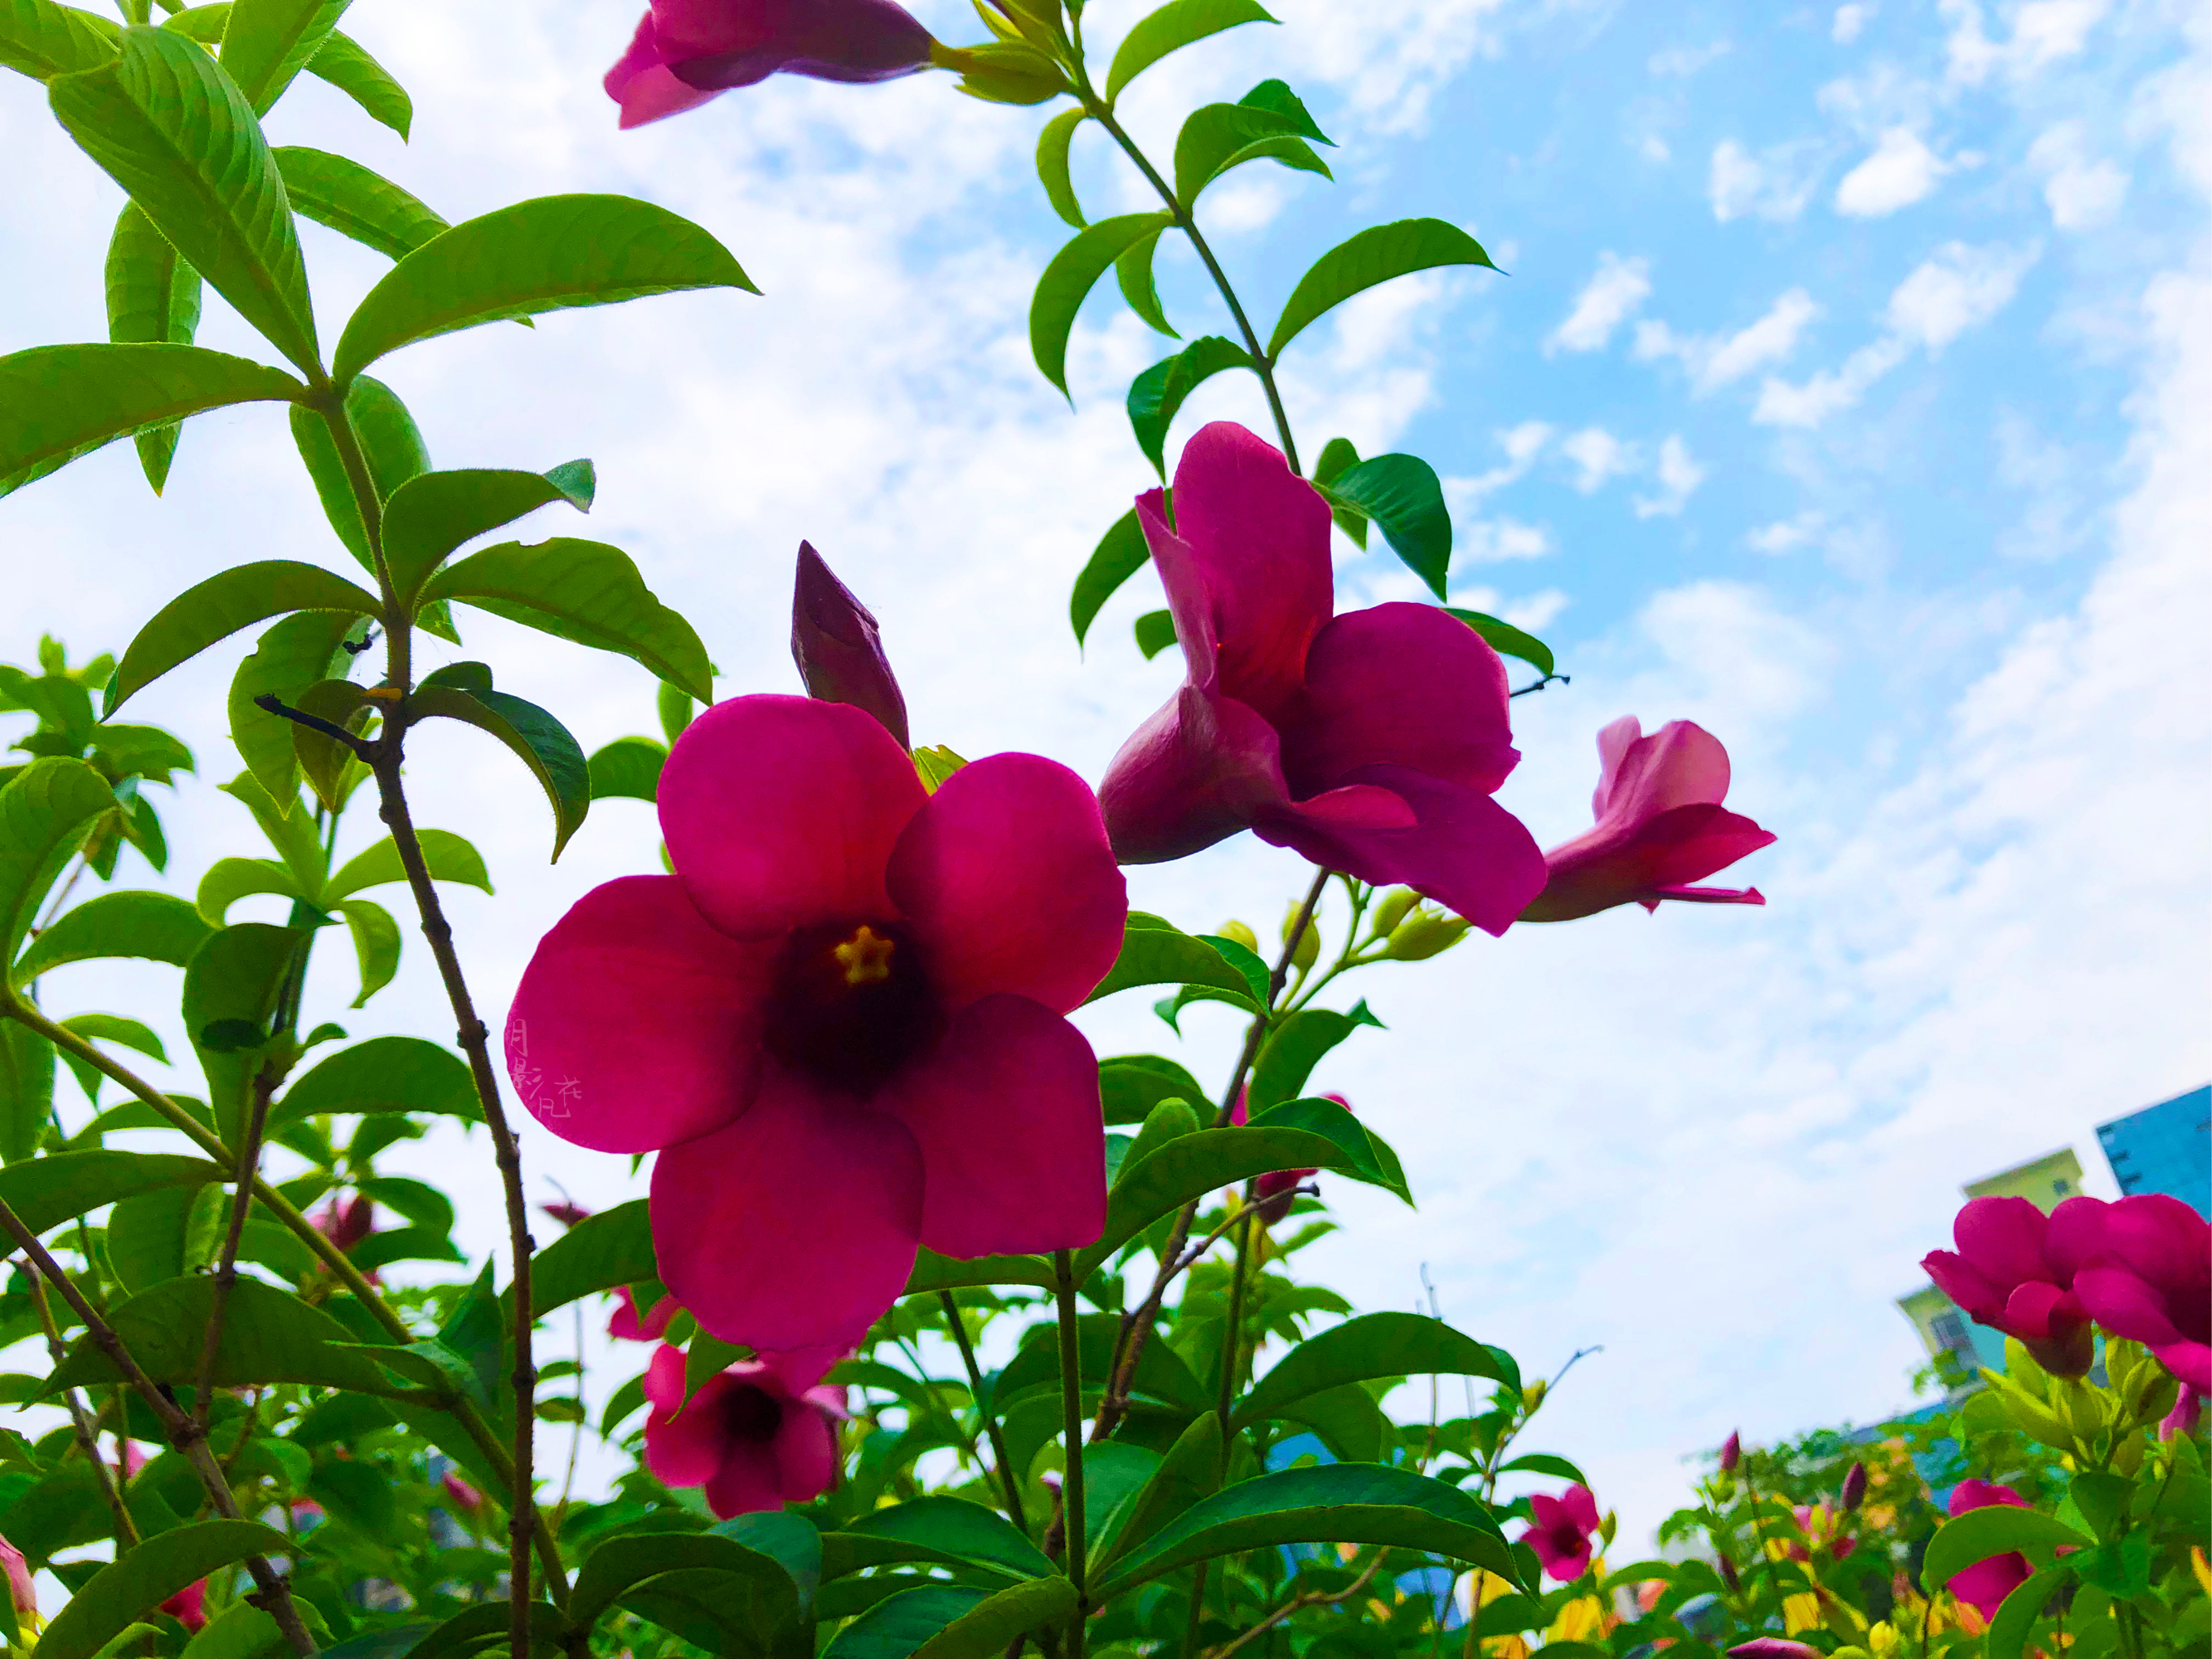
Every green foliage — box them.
[103,202,204,490]
[1127,335,1250,477]
[1028,212,1175,398]
[107,559,381,713]
[275,146,447,260]
[1268,216,1497,358]
[1447,606,1556,678]
[32,1520,294,1659]
[407,681,591,859]
[1104,0,1276,102]
[1035,107,1087,226]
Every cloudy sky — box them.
[2,0,2207,1552]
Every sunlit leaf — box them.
[1029,212,1174,399]
[1104,0,1274,101]
[1267,217,1496,359]
[106,559,380,714]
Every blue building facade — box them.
[2097,1085,2210,1215]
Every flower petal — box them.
[878,995,1107,1258]
[2001,1280,2073,1339]
[1261,765,1546,937]
[1597,720,1734,825]
[2044,1195,2112,1282]
[2073,1263,2184,1345]
[772,1402,841,1502]
[1953,1196,2054,1291]
[1949,1555,2031,1623]
[660,695,925,940]
[703,1442,786,1517]
[1922,1249,2003,1320]
[1165,422,1334,720]
[506,876,774,1153]
[1139,488,1220,692]
[2098,1194,2210,1296]
[1524,805,1775,923]
[887,753,1127,1014]
[645,1371,735,1487]
[604,12,722,126]
[1560,1484,1601,1533]
[2151,1340,2212,1395]
[1103,687,1341,864]
[1284,603,1518,797]
[653,1064,923,1351]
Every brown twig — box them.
[1207,1550,1388,1659]
[197,1060,283,1428]
[25,1269,139,1549]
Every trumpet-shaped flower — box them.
[2069,1193,2211,1393]
[1520,718,1774,922]
[508,693,1125,1352]
[1100,422,1547,936]
[1522,1483,1602,1582]
[1944,1480,2033,1621]
[605,0,936,128]
[642,1342,846,1517]
[1922,1195,2102,1377]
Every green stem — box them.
[1215,1210,1255,1459]
[941,1290,1028,1535]
[1054,1251,1088,1657]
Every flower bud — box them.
[1840,1460,1867,1513]
[1728,1642,1819,1659]
[2159,1388,2202,1443]
[0,1532,34,1623]
[1281,902,1320,971]
[1717,1554,1742,1595]
[440,1471,484,1512]
[314,1194,375,1252]
[935,38,1067,104]
[1217,920,1259,953]
[1369,887,1419,939]
[1719,1429,1741,1472]
[541,1200,591,1229]
[792,542,910,749]
[1385,908,1469,961]
[1522,1379,1548,1413]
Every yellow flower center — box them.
[834,924,897,986]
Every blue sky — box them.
[2,0,2207,1554]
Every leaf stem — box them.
[941,1289,1029,1535]
[195,1058,281,1429]
[1054,1249,1089,1657]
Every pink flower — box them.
[643,1342,846,1516]
[794,542,908,748]
[1922,1195,2101,1377]
[609,1286,681,1345]
[2161,1388,2203,1442]
[1719,1429,1740,1472]
[1840,1460,1868,1513]
[1944,1479,2033,1621]
[440,1472,484,1512]
[0,1532,32,1621]
[160,1579,208,1633]
[605,0,937,128]
[1099,422,1547,937]
[2067,1194,2211,1394]
[313,1194,375,1252]
[1520,718,1774,922]
[1728,1643,1819,1659]
[507,693,1125,1352]
[1229,1089,1349,1224]
[1790,1502,1855,1562]
[1520,1483,1601,1582]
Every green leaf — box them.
[1134,607,1177,659]
[216,0,347,113]
[0,343,299,500]
[0,757,114,963]
[1115,226,1176,338]
[1099,1053,1205,1126]
[531,1199,657,1318]
[1028,212,1174,399]
[1500,1451,1587,1482]
[12,888,211,983]
[824,1497,1055,1585]
[334,896,398,1006]
[0,1022,56,1162]
[1238,78,1330,145]
[303,28,409,137]
[421,537,711,702]
[1083,912,1259,1010]
[289,374,431,577]
[106,559,380,715]
[1982,1563,2070,1659]
[46,1276,401,1397]
[194,855,305,923]
[391,1603,572,1659]
[1093,1463,1518,1598]
[1267,216,1497,360]
[325,828,492,902]
[1922,1506,2095,1590]
[271,1034,478,1128]
[1171,100,1329,207]
[1247,1094,1410,1204]
[1127,335,1249,479]
[898,1247,1055,1297]
[575,1531,801,1634]
[1090,1413,1218,1574]
[912,1577,1077,1659]
[406,684,591,859]
[1445,607,1554,679]
[1234,1312,1514,1432]
[275,146,445,261]
[1247,1003,1377,1112]
[32,1520,294,1659]
[333,193,756,383]
[1104,0,1274,101]
[50,27,319,373]
[218,771,325,888]
[1036,106,1086,227]
[588,735,667,803]
[1322,453,1451,598]
[89,723,196,786]
[822,1587,992,1659]
[382,463,595,608]
[1070,507,1150,649]
[230,612,363,804]
[995,1311,1207,1411]
[105,202,204,492]
[0,1148,218,1233]
[0,0,118,82]
[182,922,299,1142]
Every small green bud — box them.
[1386,908,1469,961]
[1217,919,1259,953]
[1521,1378,1547,1413]
[1281,902,1320,971]
[1369,887,1420,939]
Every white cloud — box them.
[1833,3,1874,44]
[1632,435,1706,518]
[1650,41,1730,77]
[1444,421,1553,511]
[1708,138,1825,223]
[1834,126,1952,216]
[1547,252,1652,354]
[1634,288,1821,393]
[1754,338,1910,426]
[1560,426,1636,493]
[2028,121,2130,230]
[1747,510,1827,553]
[1459,518,1555,562]
[1941,0,2110,86]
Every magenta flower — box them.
[1922,1194,2101,1377]
[1,1533,32,1621]
[1520,1483,1602,1582]
[508,693,1125,1352]
[1520,718,1774,922]
[1099,422,1547,936]
[542,1199,592,1228]
[1840,1460,1867,1513]
[1718,1428,1740,1472]
[2069,1194,2211,1394]
[1728,1643,1819,1659]
[314,1194,375,1252]
[794,541,909,748]
[605,0,937,128]
[160,1579,208,1633]
[609,1286,681,1345]
[643,1341,846,1516]
[440,1471,484,1512]
[1944,1479,2033,1621]
[2161,1388,2203,1442]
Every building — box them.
[1962,1146,2086,1211]
[2097,1086,2210,1214]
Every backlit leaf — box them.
[1070,506,1149,648]
[1115,225,1176,337]
[106,558,380,714]
[1036,107,1086,226]
[406,684,589,859]
[1127,335,1249,478]
[104,202,203,492]
[46,1276,401,1397]
[1446,606,1554,678]
[1233,1313,1516,1432]
[1029,212,1174,399]
[1170,100,1328,207]
[276,146,445,261]
[0,758,115,964]
[587,735,666,803]
[272,1035,477,1127]
[32,1520,294,1659]
[382,463,595,607]
[1320,451,1451,598]
[1082,912,1258,1010]
[1267,216,1496,360]
[289,373,431,579]
[325,828,492,902]
[0,0,118,82]
[216,0,348,113]
[12,888,211,984]
[303,26,406,136]
[229,611,363,804]
[336,896,399,1006]
[1104,0,1274,102]
[1134,607,1177,659]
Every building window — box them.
[1931,1311,1977,1362]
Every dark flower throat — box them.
[765,920,940,1093]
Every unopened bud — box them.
[792,542,910,748]
[1521,1379,1547,1413]
[1281,902,1320,971]
[1218,920,1259,953]
[1369,887,1420,938]
[1386,909,1469,961]
[1717,1554,1742,1595]
[540,1200,591,1229]
[1719,1429,1741,1472]
[2159,1388,2202,1443]
[1840,1460,1866,1513]
[440,1472,484,1512]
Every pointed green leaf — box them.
[0,0,117,81]
[50,27,319,372]
[289,373,431,577]
[325,827,491,902]
[529,1197,656,1319]
[1036,106,1086,226]
[1233,1312,1514,1432]
[194,854,306,924]
[826,1497,1054,1585]
[0,757,114,963]
[12,888,211,984]
[1248,1093,1408,1202]
[1134,606,1177,659]
[0,1151,194,1239]
[333,193,755,382]
[0,1022,55,1164]
[1267,216,1496,359]
[1127,335,1249,478]
[228,611,363,804]
[333,896,397,1006]
[272,1034,477,1127]
[1171,100,1328,207]
[1500,1452,1586,1483]
[1247,1003,1376,1113]
[1070,505,1149,647]
[303,28,408,137]
[587,734,666,803]
[1320,452,1451,597]
[219,771,327,888]
[421,537,711,702]
[574,1531,801,1636]
[1446,607,1554,677]
[1099,1053,1204,1127]
[1986,1564,2072,1659]
[406,684,589,859]
[0,343,299,500]
[1115,225,1176,337]
[898,1247,1055,1296]
[105,202,204,492]
[1104,0,1274,101]
[1238,78,1330,145]
[1029,211,1174,399]
[822,1587,992,1659]
[47,1275,402,1397]
[1923,1506,2094,1591]
[1083,911,1258,1009]
[911,1577,1077,1659]
[32,1520,294,1659]
[106,559,379,714]
[216,0,347,112]
[275,145,445,260]
[182,921,300,1143]
[1088,1415,1218,1574]
[382,464,595,607]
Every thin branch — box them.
[940,1290,1028,1535]
[251,693,374,759]
[1508,674,1569,699]
[197,1060,281,1428]
[25,1268,139,1549]
[1208,1550,1388,1659]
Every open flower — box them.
[160,1579,208,1633]
[1520,718,1774,922]
[1100,422,1546,936]
[1521,1483,1602,1582]
[1944,1479,2033,1621]
[1230,1090,1350,1223]
[2068,1194,2211,1394]
[643,1342,846,1517]
[605,0,937,128]
[508,693,1125,1352]
[609,1286,680,1345]
[1922,1195,2102,1376]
